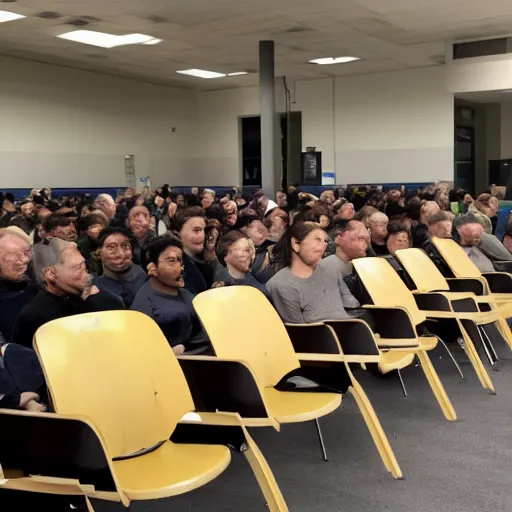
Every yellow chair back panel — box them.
[193,287,300,388]
[35,311,195,459]
[353,257,426,326]
[395,248,449,292]
[431,237,482,278]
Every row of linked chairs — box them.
[1,237,512,511]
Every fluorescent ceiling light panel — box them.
[309,56,360,65]
[177,69,226,79]
[142,38,163,45]
[227,72,248,76]
[0,10,26,23]
[57,30,157,49]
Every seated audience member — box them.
[173,206,216,295]
[43,213,77,242]
[386,223,411,256]
[128,205,156,267]
[354,205,379,228]
[216,231,268,295]
[335,201,355,221]
[10,200,36,235]
[77,212,109,274]
[453,216,496,272]
[242,218,275,283]
[0,193,17,227]
[320,189,335,206]
[131,237,209,354]
[265,207,288,242]
[368,211,389,255]
[320,219,369,277]
[427,211,453,240]
[267,221,359,323]
[201,188,216,209]
[276,190,288,209]
[411,200,440,247]
[0,341,46,411]
[468,193,494,234]
[13,238,124,348]
[0,228,38,342]
[93,227,147,307]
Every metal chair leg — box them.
[314,418,328,462]
[437,336,464,380]
[476,326,497,366]
[397,369,408,397]
[480,326,499,362]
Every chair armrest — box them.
[322,319,380,356]
[482,272,512,293]
[413,292,452,312]
[361,305,417,338]
[446,277,486,295]
[177,356,271,420]
[285,323,342,354]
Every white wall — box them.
[0,55,197,188]
[196,66,454,185]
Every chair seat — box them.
[113,440,231,500]
[263,387,341,424]
[379,352,415,373]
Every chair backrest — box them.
[431,237,482,278]
[34,311,195,459]
[353,257,426,326]
[395,248,450,292]
[193,286,300,388]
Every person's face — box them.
[463,194,473,206]
[154,196,164,208]
[129,207,151,239]
[97,199,116,219]
[429,220,452,239]
[100,233,133,273]
[0,236,32,281]
[320,190,335,205]
[201,193,214,209]
[247,220,268,247]
[124,189,135,199]
[176,194,185,207]
[205,228,219,252]
[276,191,287,208]
[503,234,512,253]
[292,228,328,267]
[458,223,484,246]
[87,223,104,241]
[319,215,330,229]
[370,219,388,241]
[167,202,178,219]
[81,205,92,217]
[336,223,369,260]
[52,223,77,242]
[49,247,89,296]
[338,203,355,220]
[154,246,184,288]
[225,238,252,274]
[191,187,199,196]
[180,217,206,255]
[20,202,34,217]
[223,201,237,216]
[135,196,145,206]
[489,198,499,217]
[386,231,410,256]
[436,192,449,209]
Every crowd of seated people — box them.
[1,181,512,412]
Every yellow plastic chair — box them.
[33,311,288,511]
[396,247,512,370]
[353,257,457,421]
[191,286,402,479]
[432,236,512,306]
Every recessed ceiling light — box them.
[177,69,226,79]
[0,9,25,23]
[227,72,248,76]
[309,56,361,65]
[142,38,163,45]
[57,30,157,49]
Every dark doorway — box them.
[241,116,262,187]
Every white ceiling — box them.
[1,0,512,89]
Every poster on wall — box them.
[124,154,136,188]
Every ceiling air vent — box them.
[37,11,62,20]
[453,38,511,59]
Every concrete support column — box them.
[259,40,281,197]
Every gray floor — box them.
[95,342,512,512]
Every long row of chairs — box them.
[1,237,511,510]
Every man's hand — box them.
[82,284,100,300]
[173,344,186,355]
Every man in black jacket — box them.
[13,238,124,348]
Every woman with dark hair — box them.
[267,221,359,323]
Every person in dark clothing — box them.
[13,238,124,349]
[76,212,109,274]
[0,227,38,342]
[242,218,276,283]
[216,230,269,296]
[9,199,36,235]
[42,213,78,242]
[368,211,389,256]
[131,237,210,354]
[173,206,215,295]
[128,205,157,269]
[92,227,147,307]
